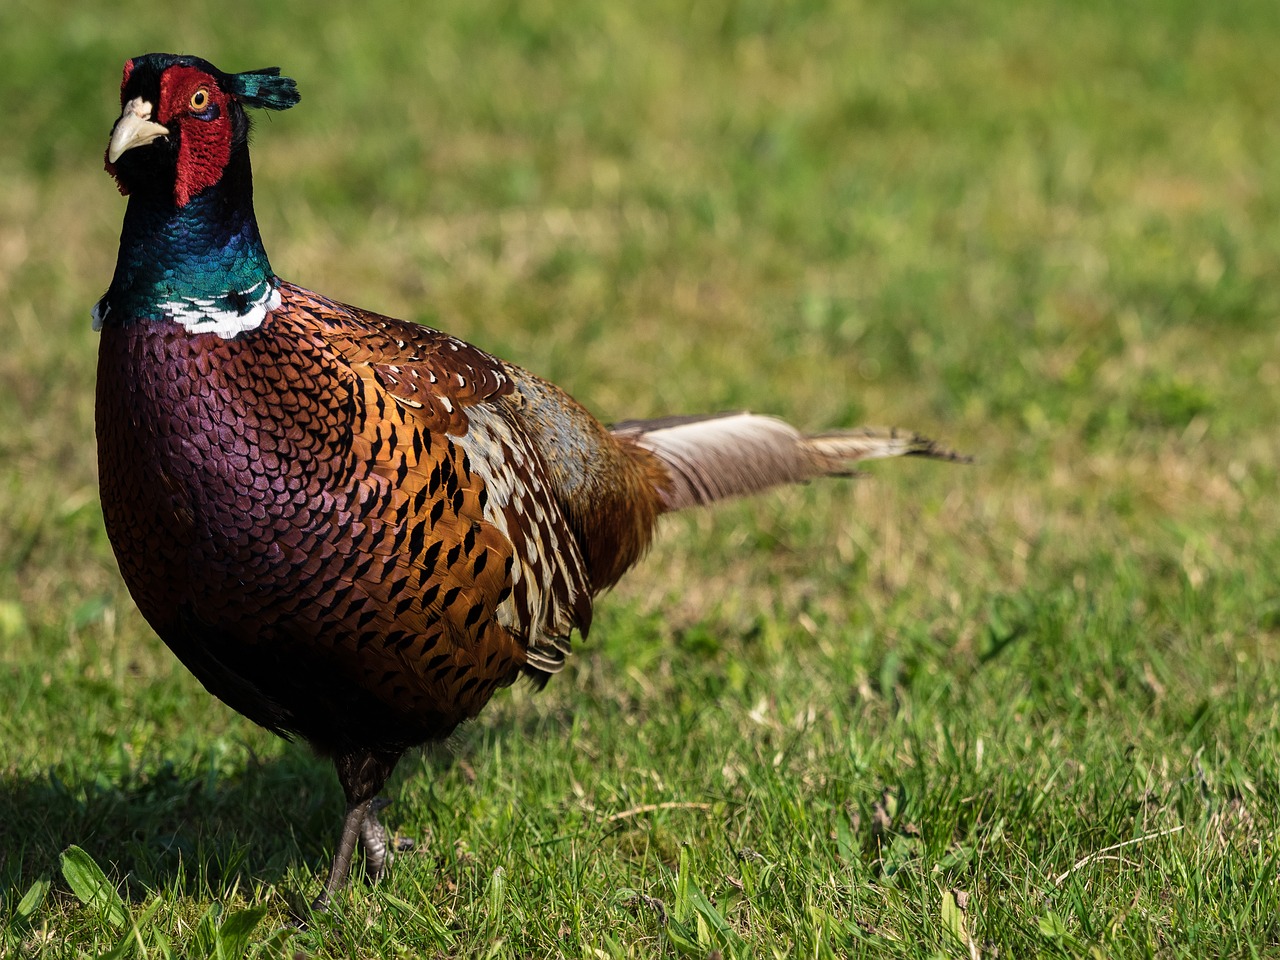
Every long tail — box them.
[612,412,967,513]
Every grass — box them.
[2,0,1279,955]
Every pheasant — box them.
[95,53,965,910]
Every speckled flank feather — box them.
[94,52,965,909]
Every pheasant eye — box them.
[190,89,209,111]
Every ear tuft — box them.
[229,67,300,111]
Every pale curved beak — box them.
[107,97,170,163]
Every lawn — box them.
[2,0,1279,956]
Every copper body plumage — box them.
[95,54,964,910]
[98,283,664,746]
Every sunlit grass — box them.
[2,0,1279,956]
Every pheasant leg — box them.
[312,797,373,912]
[360,796,417,880]
[360,797,392,880]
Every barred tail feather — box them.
[612,412,967,513]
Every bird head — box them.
[105,53,300,207]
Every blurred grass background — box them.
[1,0,1279,956]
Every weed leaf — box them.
[60,845,127,929]
[15,877,50,920]
[216,904,269,959]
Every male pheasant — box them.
[95,53,964,909]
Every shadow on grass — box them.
[0,739,475,906]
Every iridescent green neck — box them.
[96,148,279,338]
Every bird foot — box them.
[360,795,412,881]
[306,790,410,915]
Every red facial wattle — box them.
[159,65,233,208]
